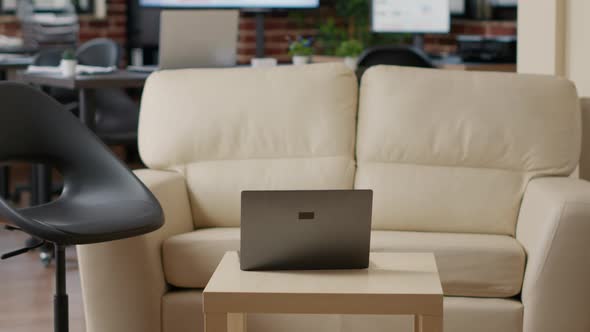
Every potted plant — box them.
[288,36,313,65]
[60,49,77,77]
[336,39,364,70]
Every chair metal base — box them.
[1,231,68,331]
[0,166,9,199]
[54,245,69,332]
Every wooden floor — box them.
[0,230,85,332]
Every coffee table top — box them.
[204,252,443,316]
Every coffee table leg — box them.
[415,315,442,332]
[205,313,246,332]
[205,313,228,332]
[228,313,247,332]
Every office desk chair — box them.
[0,82,164,332]
[76,38,141,145]
[0,166,8,199]
[76,38,119,67]
[19,40,141,266]
[356,45,436,77]
[10,50,73,208]
[33,49,78,107]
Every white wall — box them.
[565,0,590,97]
[518,0,590,97]
[518,0,590,179]
[517,0,565,76]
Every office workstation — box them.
[2,1,590,332]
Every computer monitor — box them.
[372,0,450,34]
[158,10,239,69]
[450,0,465,15]
[140,0,319,9]
[488,0,517,6]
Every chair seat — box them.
[18,199,161,245]
[162,228,526,297]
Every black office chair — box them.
[11,49,74,206]
[0,166,8,199]
[76,37,119,67]
[33,49,78,106]
[76,38,141,145]
[0,82,164,332]
[33,48,63,66]
[356,45,436,77]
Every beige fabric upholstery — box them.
[182,157,355,227]
[77,170,194,332]
[161,290,523,332]
[579,98,590,180]
[139,64,358,228]
[163,291,204,332]
[371,231,525,297]
[163,228,525,297]
[516,177,590,332]
[356,66,580,235]
[163,228,240,288]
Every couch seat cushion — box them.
[162,228,525,297]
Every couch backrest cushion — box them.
[356,66,581,235]
[139,63,358,228]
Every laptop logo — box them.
[298,212,315,220]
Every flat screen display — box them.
[372,0,450,33]
[449,0,465,14]
[140,0,319,8]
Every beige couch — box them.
[77,64,590,332]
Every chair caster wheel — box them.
[40,251,53,267]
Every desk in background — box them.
[0,56,34,80]
[313,55,516,73]
[19,70,149,131]
[0,45,38,80]
[431,55,516,72]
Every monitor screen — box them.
[140,0,319,9]
[449,0,465,14]
[372,0,450,33]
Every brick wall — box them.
[79,0,127,46]
[238,12,318,64]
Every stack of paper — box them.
[26,65,117,76]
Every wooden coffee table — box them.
[203,252,443,332]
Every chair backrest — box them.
[33,48,63,66]
[357,46,436,69]
[0,82,158,240]
[356,66,581,236]
[76,38,119,67]
[139,63,359,228]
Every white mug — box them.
[60,59,77,77]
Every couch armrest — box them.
[516,177,590,332]
[77,169,194,332]
[579,98,590,180]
